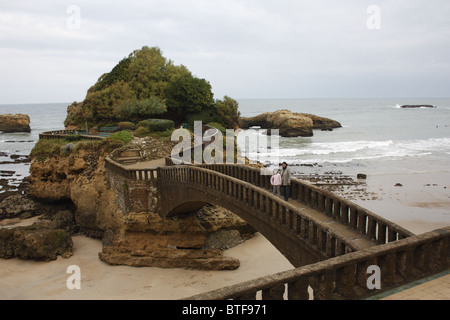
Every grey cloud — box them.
[0,0,449,103]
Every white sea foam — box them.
[249,137,450,166]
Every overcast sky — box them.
[1,0,449,104]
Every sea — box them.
[0,103,68,194]
[1,99,450,228]
[236,98,450,177]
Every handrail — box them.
[186,226,450,300]
[39,130,104,141]
[189,164,414,244]
[104,157,158,181]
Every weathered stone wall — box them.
[28,149,125,238]
[105,167,159,215]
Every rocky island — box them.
[0,113,31,133]
[239,109,342,137]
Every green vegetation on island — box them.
[64,46,241,136]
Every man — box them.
[281,162,291,201]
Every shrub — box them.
[64,135,82,142]
[118,122,136,131]
[214,96,241,129]
[137,119,174,132]
[30,140,67,162]
[134,126,151,137]
[106,131,133,144]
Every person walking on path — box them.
[270,169,282,197]
[281,162,291,201]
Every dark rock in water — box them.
[401,105,435,109]
[5,140,34,143]
[0,114,31,133]
[357,173,367,179]
[0,171,15,177]
[395,183,403,187]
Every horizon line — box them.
[2,96,450,106]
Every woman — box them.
[270,169,282,197]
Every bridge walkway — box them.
[285,198,377,251]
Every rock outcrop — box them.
[0,221,73,261]
[0,114,31,133]
[27,138,255,270]
[0,195,37,220]
[28,142,127,237]
[239,110,341,137]
[401,105,435,109]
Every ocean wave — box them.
[246,140,395,158]
[244,137,450,165]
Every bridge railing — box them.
[39,130,104,141]
[186,226,449,300]
[105,157,158,181]
[187,164,414,244]
[159,165,365,258]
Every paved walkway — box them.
[367,270,450,300]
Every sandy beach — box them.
[1,171,449,300]
[0,233,294,300]
[353,171,450,235]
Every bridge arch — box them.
[159,165,361,267]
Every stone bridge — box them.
[157,164,413,267]
[104,157,449,299]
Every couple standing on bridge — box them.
[270,162,292,201]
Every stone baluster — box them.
[335,263,357,299]
[378,223,387,244]
[341,203,349,225]
[349,207,358,229]
[288,278,310,300]
[262,284,285,300]
[367,216,376,240]
[326,234,336,257]
[358,212,367,235]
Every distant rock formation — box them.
[401,105,435,109]
[0,113,31,133]
[239,109,342,137]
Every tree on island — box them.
[64,46,240,131]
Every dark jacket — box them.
[281,167,291,186]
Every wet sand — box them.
[353,171,450,234]
[0,233,293,300]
